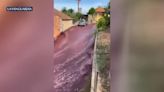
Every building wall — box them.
[54,17,73,39]
[88,15,96,24]
[95,13,104,22]
[54,15,61,39]
[62,20,73,31]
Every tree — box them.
[66,8,74,17]
[61,8,75,18]
[87,7,95,15]
[68,8,74,14]
[75,12,82,20]
[104,2,110,13]
[108,2,110,9]
[62,7,67,13]
[61,7,82,22]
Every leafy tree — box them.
[61,7,75,19]
[108,2,110,9]
[68,8,74,14]
[87,7,95,15]
[66,8,75,18]
[104,2,110,13]
[61,7,82,22]
[74,12,82,21]
[62,7,67,13]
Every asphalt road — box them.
[54,24,96,92]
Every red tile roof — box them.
[96,7,105,13]
[54,9,73,20]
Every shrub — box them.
[96,17,108,32]
[96,11,110,32]
[104,14,110,26]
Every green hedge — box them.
[96,14,110,32]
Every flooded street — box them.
[54,24,96,92]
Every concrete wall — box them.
[91,32,110,92]
[62,20,73,32]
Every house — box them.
[88,7,106,23]
[54,12,61,39]
[95,7,105,22]
[88,14,96,24]
[54,9,73,39]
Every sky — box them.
[54,0,109,14]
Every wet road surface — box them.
[54,24,96,92]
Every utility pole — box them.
[77,0,80,12]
